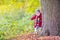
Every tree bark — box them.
[41,0,60,36]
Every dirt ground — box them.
[8,33,60,40]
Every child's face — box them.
[36,12,40,16]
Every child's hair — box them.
[37,9,40,12]
[35,9,40,13]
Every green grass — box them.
[0,0,41,39]
[0,9,34,40]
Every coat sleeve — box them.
[40,13,42,27]
[31,15,36,20]
[40,13,42,20]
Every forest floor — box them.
[8,33,60,40]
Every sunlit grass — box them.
[0,0,41,40]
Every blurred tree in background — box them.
[0,0,41,40]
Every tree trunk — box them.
[41,0,60,36]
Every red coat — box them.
[31,13,42,28]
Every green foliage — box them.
[0,0,41,40]
[0,9,34,39]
